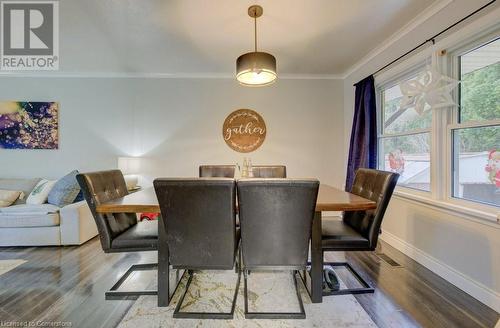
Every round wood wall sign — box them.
[222,109,266,153]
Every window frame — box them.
[446,32,500,211]
[376,63,432,194]
[374,25,500,224]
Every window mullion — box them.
[379,129,431,139]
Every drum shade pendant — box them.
[236,5,277,86]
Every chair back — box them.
[76,170,137,252]
[252,165,286,178]
[344,168,399,249]
[154,178,237,269]
[237,179,319,270]
[199,165,235,178]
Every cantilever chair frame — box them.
[304,168,398,297]
[300,261,373,298]
[173,247,242,319]
[154,178,240,319]
[237,178,318,320]
[77,170,159,301]
[243,268,306,319]
[106,263,158,300]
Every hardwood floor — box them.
[0,239,155,328]
[0,237,498,327]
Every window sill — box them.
[393,189,500,229]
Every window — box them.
[375,27,500,220]
[452,38,500,207]
[378,73,431,191]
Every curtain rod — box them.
[369,0,497,78]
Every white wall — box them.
[343,0,500,311]
[0,77,344,187]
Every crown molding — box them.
[0,71,343,80]
[0,72,231,79]
[279,73,343,80]
[341,0,454,79]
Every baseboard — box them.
[380,231,500,313]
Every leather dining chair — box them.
[76,170,158,300]
[251,165,287,178]
[199,165,235,178]
[153,178,240,319]
[321,168,399,295]
[237,178,319,319]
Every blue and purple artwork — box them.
[0,102,59,149]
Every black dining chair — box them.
[199,165,235,178]
[251,165,287,178]
[320,168,399,295]
[153,178,240,319]
[237,178,319,319]
[76,170,158,300]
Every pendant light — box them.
[236,5,277,86]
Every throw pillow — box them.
[74,190,84,202]
[26,179,57,205]
[48,170,81,207]
[0,190,22,207]
[0,178,41,205]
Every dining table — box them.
[95,184,376,306]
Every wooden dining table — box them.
[96,184,376,306]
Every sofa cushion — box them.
[0,203,60,215]
[48,170,81,207]
[0,213,60,228]
[0,178,41,205]
[26,179,57,205]
[0,190,22,207]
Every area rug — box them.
[118,270,377,328]
[0,259,27,276]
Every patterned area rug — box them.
[118,270,376,328]
[0,259,26,276]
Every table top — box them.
[95,184,376,213]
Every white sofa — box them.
[0,178,98,247]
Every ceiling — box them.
[59,0,438,76]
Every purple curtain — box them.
[345,75,377,191]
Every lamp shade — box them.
[236,52,277,86]
[117,157,141,175]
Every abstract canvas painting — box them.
[0,102,59,149]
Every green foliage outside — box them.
[380,61,499,156]
[459,61,499,152]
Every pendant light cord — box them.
[254,15,258,52]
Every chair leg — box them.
[244,270,306,319]
[322,262,374,295]
[302,261,374,296]
[105,263,158,300]
[173,268,241,319]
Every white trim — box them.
[394,191,500,227]
[374,7,500,84]
[0,71,343,80]
[449,120,500,130]
[342,0,454,78]
[445,34,500,213]
[378,128,431,139]
[280,73,344,80]
[380,230,500,312]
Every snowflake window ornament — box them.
[399,49,460,115]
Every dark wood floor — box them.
[0,237,498,328]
